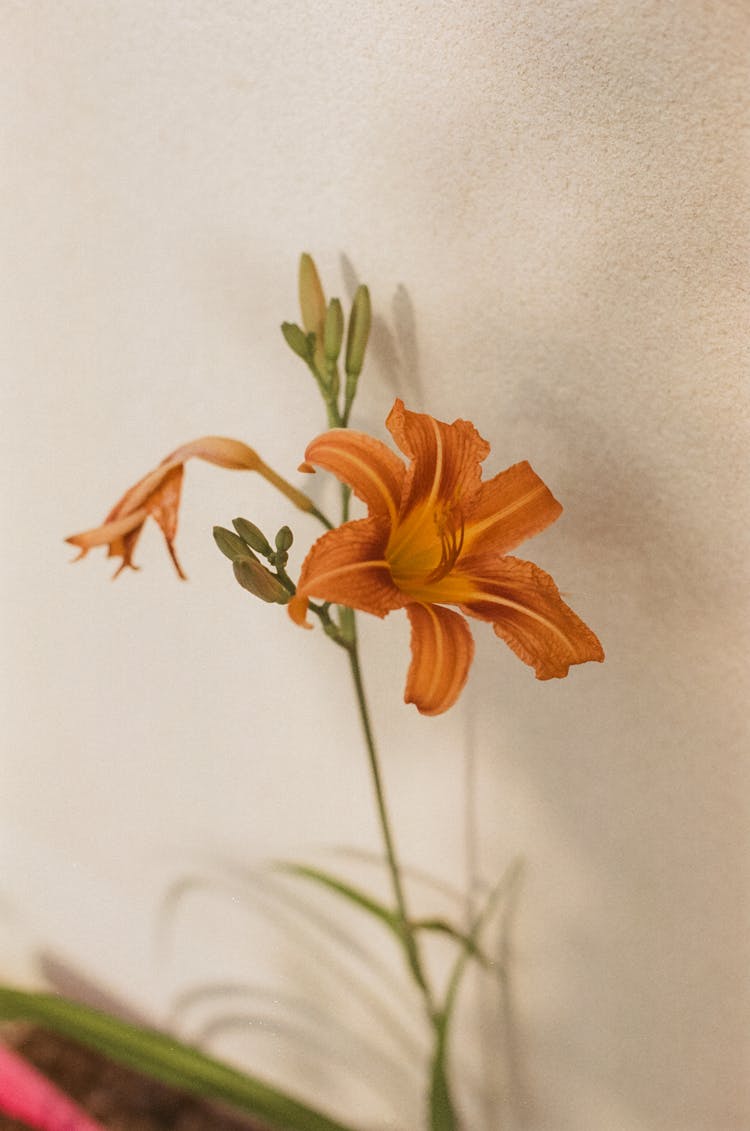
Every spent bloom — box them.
[66,436,318,579]
[289,399,604,715]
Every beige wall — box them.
[2,3,748,1129]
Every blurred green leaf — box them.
[427,862,522,1131]
[411,918,492,967]
[0,987,359,1131]
[429,1042,457,1131]
[276,863,399,935]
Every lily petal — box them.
[386,398,489,520]
[404,603,475,715]
[304,429,405,524]
[295,517,404,617]
[69,465,187,578]
[140,463,186,578]
[459,553,604,679]
[66,508,148,553]
[287,593,313,628]
[463,460,563,555]
[105,438,261,521]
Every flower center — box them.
[387,499,465,593]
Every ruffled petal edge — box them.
[464,460,562,555]
[459,553,604,679]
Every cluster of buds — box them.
[212,254,372,607]
[281,253,371,427]
[213,519,296,604]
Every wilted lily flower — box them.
[66,437,316,579]
[289,399,604,715]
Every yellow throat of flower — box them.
[387,499,466,596]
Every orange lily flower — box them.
[289,399,604,715]
[67,436,317,579]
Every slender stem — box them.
[250,458,335,534]
[345,628,435,1019]
[307,359,342,431]
[341,483,351,523]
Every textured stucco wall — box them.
[2,3,748,1129]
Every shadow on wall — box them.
[340,252,426,413]
[459,333,746,1130]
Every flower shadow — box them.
[339,253,425,411]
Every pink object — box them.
[0,1043,107,1131]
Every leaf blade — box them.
[0,987,359,1131]
[275,863,399,934]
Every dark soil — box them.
[1,1026,269,1131]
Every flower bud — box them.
[281,321,313,362]
[298,254,327,339]
[345,284,371,379]
[323,299,344,363]
[232,558,290,604]
[213,526,257,563]
[275,526,294,552]
[233,518,273,557]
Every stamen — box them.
[427,505,465,582]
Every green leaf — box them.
[411,918,493,967]
[0,986,359,1131]
[427,862,522,1131]
[276,863,400,936]
[429,1036,458,1131]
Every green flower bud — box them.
[275,526,294,552]
[213,526,257,563]
[345,284,371,379]
[299,253,328,376]
[323,298,344,363]
[281,321,312,361]
[298,254,326,338]
[233,518,272,557]
[232,558,290,604]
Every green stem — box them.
[345,628,435,1020]
[306,360,342,430]
[341,483,351,523]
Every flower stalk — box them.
[345,627,436,1019]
